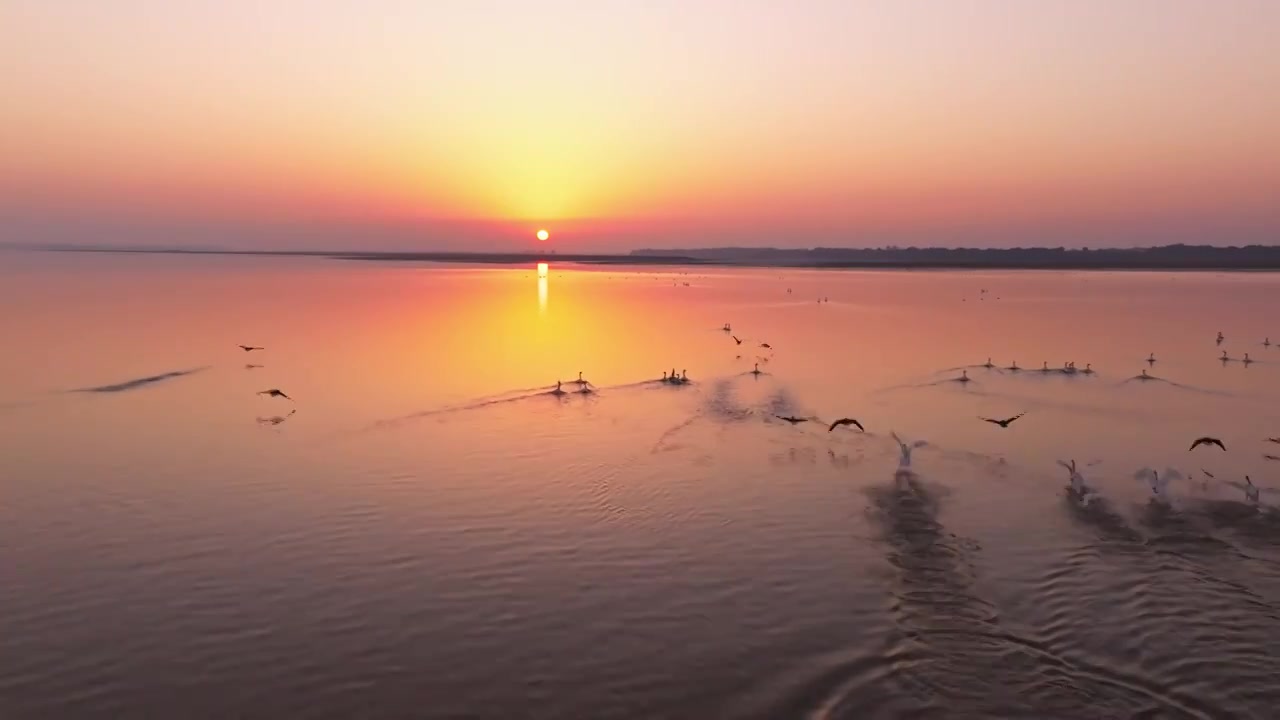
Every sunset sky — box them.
[3,1,1278,251]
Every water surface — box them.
[4,251,1280,719]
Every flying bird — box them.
[1188,437,1226,451]
[891,431,928,468]
[1224,475,1275,504]
[775,415,809,425]
[1057,459,1092,499]
[732,335,744,345]
[1268,437,1280,444]
[979,412,1026,428]
[239,345,264,352]
[258,389,292,400]
[1134,467,1183,500]
[828,417,865,432]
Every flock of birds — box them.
[710,325,1278,509]
[240,308,1277,509]
[237,345,295,425]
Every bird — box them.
[1057,459,1092,498]
[891,431,928,468]
[573,371,587,385]
[1269,437,1280,444]
[956,369,972,383]
[1039,361,1051,373]
[1081,363,1095,375]
[1005,361,1020,372]
[1243,353,1253,366]
[1189,437,1226,451]
[1134,467,1183,500]
[1217,331,1225,345]
[578,382,593,395]
[775,415,808,424]
[760,342,772,349]
[1264,455,1280,462]
[979,412,1026,428]
[1220,350,1232,362]
[722,323,732,332]
[1146,352,1156,364]
[239,345,264,352]
[750,363,763,376]
[732,335,744,345]
[258,389,292,400]
[1266,337,1272,347]
[256,409,296,426]
[1133,369,1155,381]
[1224,475,1274,504]
[551,381,567,396]
[828,417,865,432]
[981,358,995,369]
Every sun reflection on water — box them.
[537,263,548,313]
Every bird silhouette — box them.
[760,342,772,349]
[732,335,744,345]
[828,418,864,432]
[750,363,762,376]
[775,415,808,425]
[239,345,264,352]
[979,412,1025,428]
[258,389,292,400]
[981,358,995,369]
[1188,437,1226,451]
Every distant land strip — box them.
[12,243,1280,270]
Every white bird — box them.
[1224,475,1277,505]
[1134,467,1183,502]
[891,431,928,468]
[1057,459,1096,503]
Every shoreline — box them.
[14,246,1280,272]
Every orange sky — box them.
[2,1,1278,250]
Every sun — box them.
[536,229,550,242]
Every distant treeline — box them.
[629,244,1280,270]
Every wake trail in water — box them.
[853,471,1220,718]
[70,367,209,393]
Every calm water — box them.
[4,251,1280,719]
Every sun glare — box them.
[536,229,550,241]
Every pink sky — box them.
[3,1,1278,251]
